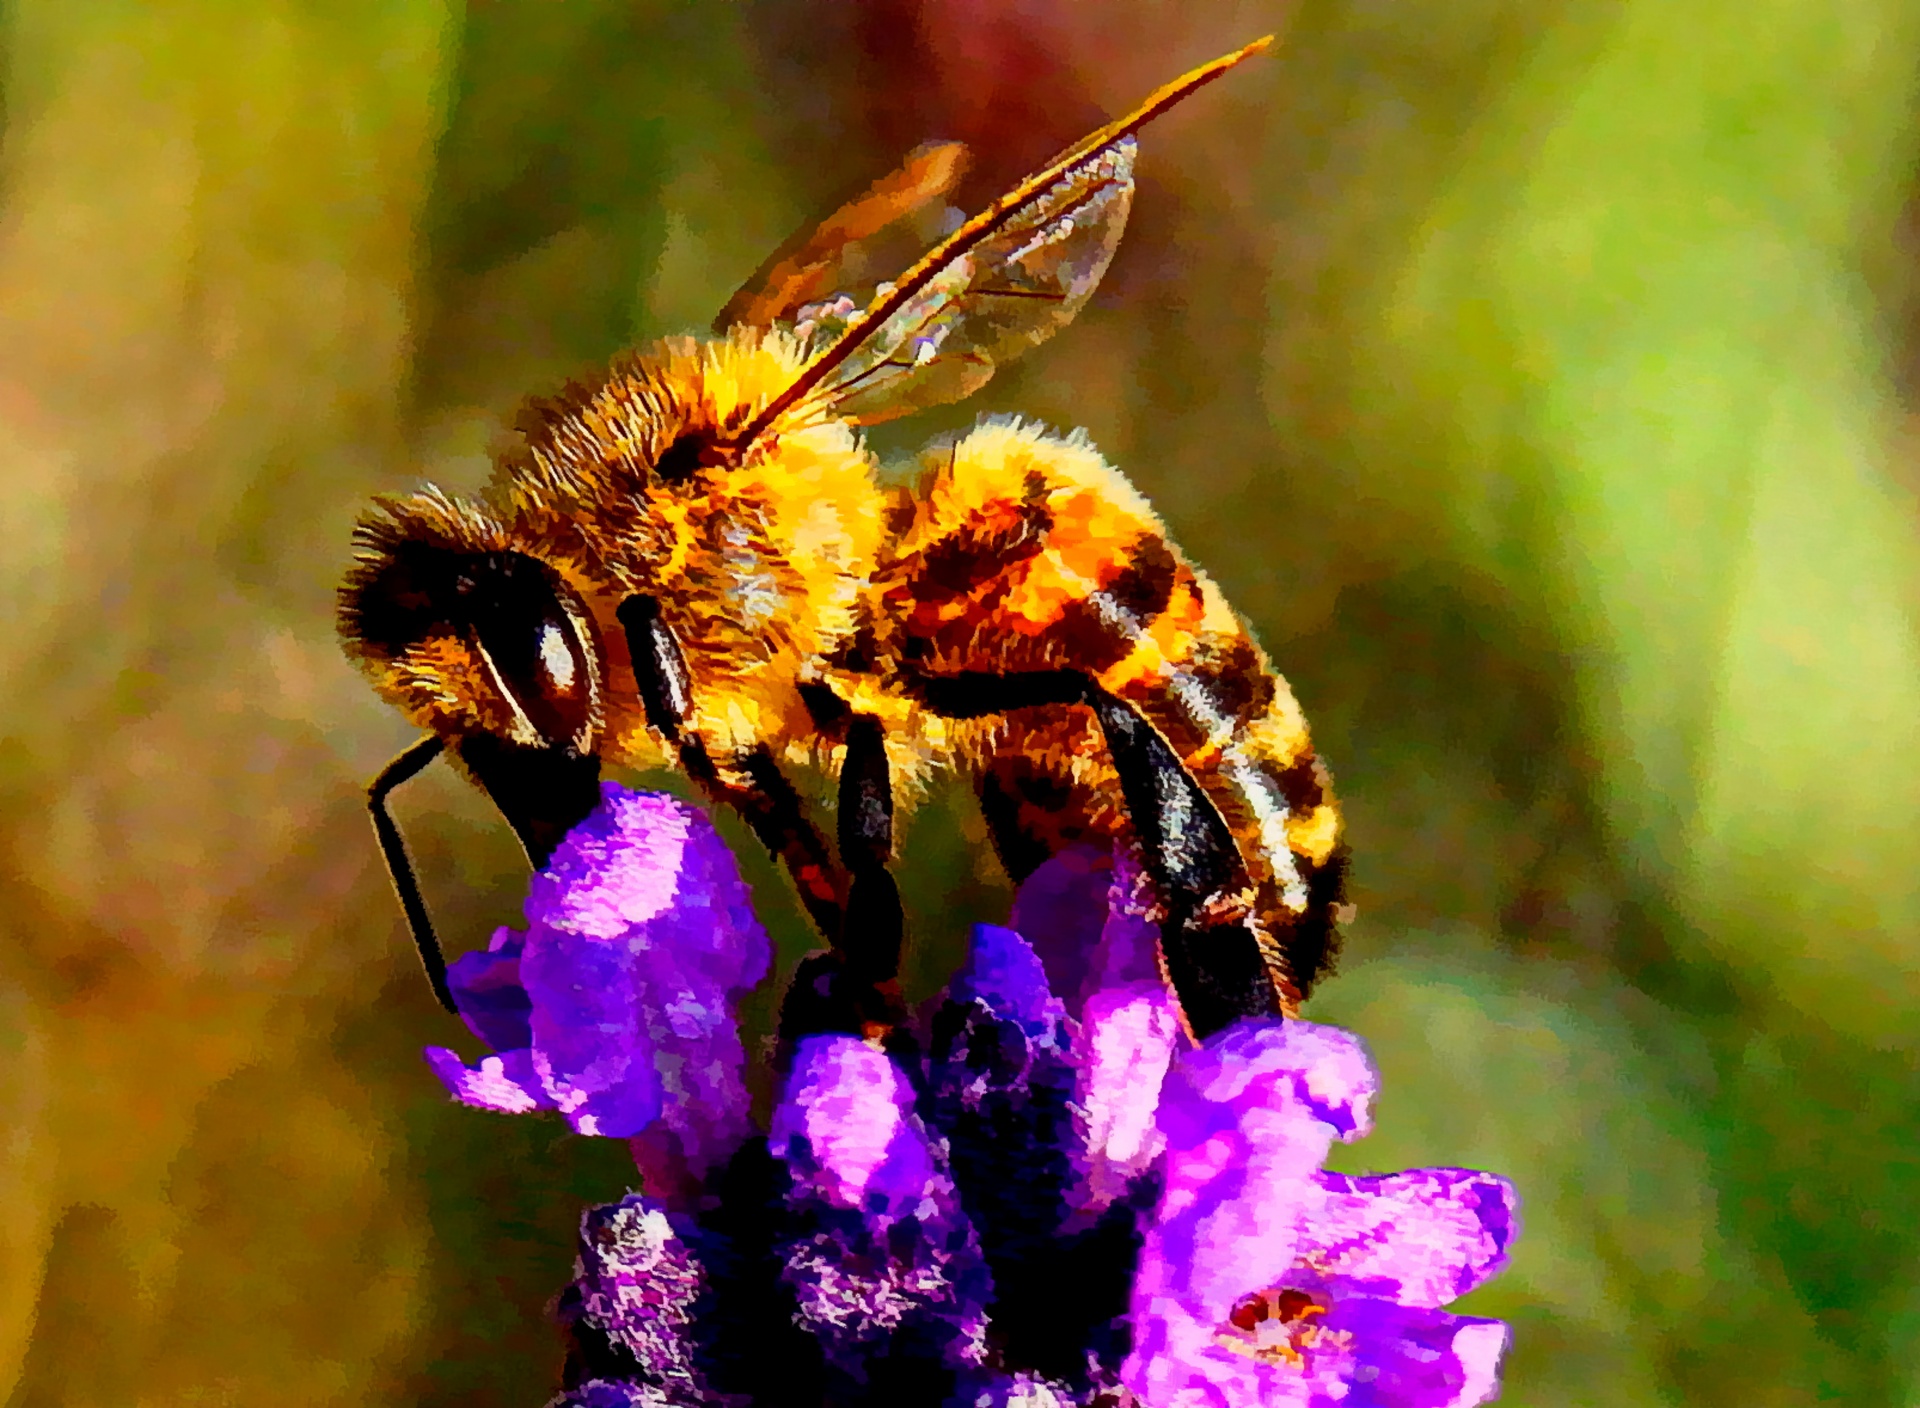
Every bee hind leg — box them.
[917,670,1278,1039]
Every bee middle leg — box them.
[773,713,910,1042]
[836,715,905,986]
[917,670,1278,1039]
[621,593,900,1038]
[746,715,907,1045]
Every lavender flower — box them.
[432,795,1519,1408]
[424,784,770,1182]
[1123,1019,1511,1408]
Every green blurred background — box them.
[1,1,1917,1403]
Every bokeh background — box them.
[1,1,1918,1403]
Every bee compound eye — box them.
[463,553,599,751]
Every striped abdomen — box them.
[869,418,1347,1004]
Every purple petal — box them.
[771,1035,937,1216]
[1303,1170,1520,1307]
[1008,845,1113,1011]
[774,1039,993,1372]
[1073,979,1181,1205]
[521,921,663,1139]
[1331,1300,1509,1408]
[518,785,770,1151]
[543,1381,688,1408]
[423,1044,551,1116]
[525,788,695,938]
[953,1371,1082,1406]
[446,928,532,1051]
[1086,849,1163,996]
[628,941,759,1175]
[1008,846,1163,1017]
[951,924,1067,1038]
[779,1216,991,1372]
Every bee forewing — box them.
[721,35,1272,452]
[822,137,1136,425]
[714,141,971,335]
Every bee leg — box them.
[620,593,902,1039]
[368,731,602,1016]
[620,593,848,941]
[765,715,912,1046]
[772,714,914,1053]
[684,742,848,943]
[1078,688,1278,1038]
[917,670,1276,1039]
[838,714,906,982]
[367,735,457,1014]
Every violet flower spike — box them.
[415,794,1521,1407]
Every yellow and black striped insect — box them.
[338,36,1347,1042]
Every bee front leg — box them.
[916,670,1278,1039]
[620,593,847,942]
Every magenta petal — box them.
[1134,1023,1353,1359]
[1167,1019,1377,1144]
[1304,1169,1520,1307]
[1125,1021,1392,1406]
[771,1035,938,1215]
[424,1044,551,1116]
[1127,1298,1507,1408]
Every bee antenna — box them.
[367,735,459,1014]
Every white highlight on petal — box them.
[454,1053,540,1114]
[1075,981,1180,1205]
[1449,1321,1510,1407]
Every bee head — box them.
[338,491,604,757]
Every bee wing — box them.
[713,141,971,335]
[723,35,1273,449]
[806,137,1136,425]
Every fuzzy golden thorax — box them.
[341,329,889,769]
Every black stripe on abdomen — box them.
[1051,532,1180,671]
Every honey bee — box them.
[338,36,1347,1043]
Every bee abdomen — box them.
[876,420,1346,996]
